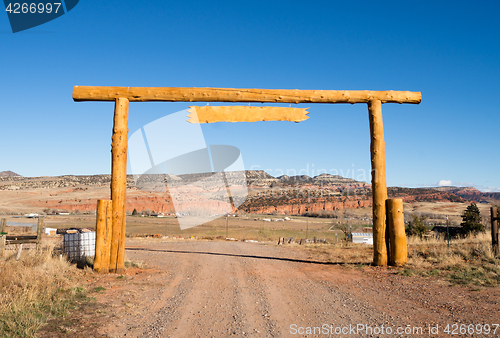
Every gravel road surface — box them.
[96,240,500,338]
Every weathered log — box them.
[188,106,309,123]
[94,200,113,273]
[386,199,407,266]
[369,100,388,266]
[109,98,129,274]
[73,86,421,104]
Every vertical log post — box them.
[386,199,407,266]
[368,99,388,266]
[0,219,5,263]
[109,97,129,274]
[36,218,44,250]
[0,235,5,263]
[491,207,499,257]
[226,215,229,239]
[94,200,113,273]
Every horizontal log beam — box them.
[6,235,38,240]
[73,86,421,104]
[6,239,40,244]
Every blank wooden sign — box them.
[187,106,309,123]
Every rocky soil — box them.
[51,240,500,338]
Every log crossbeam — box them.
[73,86,421,105]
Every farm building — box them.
[351,233,373,245]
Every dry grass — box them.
[124,258,146,269]
[287,242,373,266]
[402,232,500,286]
[0,243,89,337]
[286,232,499,286]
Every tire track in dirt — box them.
[165,244,244,337]
[135,255,200,337]
[240,249,405,337]
[104,247,197,337]
[142,241,279,337]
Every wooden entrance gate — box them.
[73,86,421,272]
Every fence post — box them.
[1,219,6,263]
[386,199,407,266]
[0,234,5,273]
[16,244,23,261]
[491,207,499,257]
[94,200,113,273]
[0,234,5,261]
[36,218,44,250]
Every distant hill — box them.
[0,171,497,204]
[387,187,465,203]
[434,186,500,203]
[0,171,498,215]
[0,171,21,177]
[246,170,369,188]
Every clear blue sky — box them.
[1,1,499,191]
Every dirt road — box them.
[90,240,499,338]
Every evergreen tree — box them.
[132,208,138,216]
[460,202,484,237]
[405,215,428,239]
